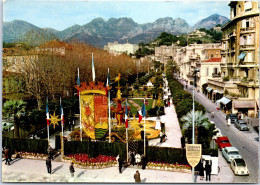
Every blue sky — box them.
[3,0,230,31]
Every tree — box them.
[180,111,211,144]
[3,100,27,138]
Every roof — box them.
[224,147,239,152]
[216,97,231,105]
[203,58,221,63]
[233,100,255,109]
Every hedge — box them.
[64,141,127,159]
[2,137,48,154]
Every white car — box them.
[222,147,241,163]
[230,158,249,176]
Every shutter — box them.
[247,52,252,62]
[242,20,246,28]
[248,35,252,45]
[245,1,252,10]
[240,36,244,45]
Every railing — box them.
[212,73,221,78]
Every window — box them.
[211,54,214,58]
[214,68,218,74]
[247,35,254,45]
[240,36,244,45]
[206,68,209,76]
[246,19,250,28]
[245,1,252,11]
[247,52,253,62]
[243,36,247,45]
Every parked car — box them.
[226,114,238,123]
[230,158,249,176]
[234,120,249,131]
[215,136,232,150]
[222,147,241,163]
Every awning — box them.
[238,53,246,60]
[216,97,231,105]
[213,90,223,94]
[233,100,255,109]
[206,87,213,92]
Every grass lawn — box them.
[127,99,153,116]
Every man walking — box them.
[118,155,123,173]
[205,161,212,181]
[69,162,75,177]
[46,156,52,174]
[134,170,141,183]
[4,147,10,165]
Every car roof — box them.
[229,114,237,116]
[224,147,239,152]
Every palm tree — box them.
[180,111,211,144]
[3,100,27,138]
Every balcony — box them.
[240,27,255,34]
[212,73,221,78]
[240,44,255,51]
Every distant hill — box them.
[3,14,229,48]
[192,14,229,30]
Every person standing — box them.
[160,131,163,143]
[181,136,185,148]
[205,161,212,181]
[131,152,135,166]
[69,162,75,177]
[4,148,10,165]
[118,155,123,173]
[198,161,204,180]
[47,145,53,160]
[134,170,141,183]
[135,153,141,167]
[116,154,120,167]
[46,157,52,174]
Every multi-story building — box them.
[208,1,259,117]
[104,41,139,55]
[175,43,221,92]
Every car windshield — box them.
[235,159,246,167]
[228,151,239,155]
[239,121,247,124]
[221,140,229,143]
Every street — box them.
[180,79,259,183]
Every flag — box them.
[60,97,65,125]
[125,101,128,128]
[77,68,80,96]
[92,53,95,81]
[138,99,146,123]
[106,68,111,96]
[46,97,50,125]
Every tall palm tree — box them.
[180,111,210,144]
[3,100,27,138]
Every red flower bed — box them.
[66,153,116,164]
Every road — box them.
[180,80,259,183]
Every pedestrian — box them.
[159,131,163,143]
[69,162,75,177]
[181,136,185,148]
[168,101,170,107]
[135,153,141,167]
[116,154,120,167]
[46,156,52,174]
[131,152,135,166]
[198,161,204,180]
[4,147,10,165]
[162,132,167,142]
[205,161,212,181]
[141,155,147,170]
[118,155,123,173]
[47,145,53,160]
[134,170,141,183]
[211,110,214,118]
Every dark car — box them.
[226,114,238,124]
[234,120,249,131]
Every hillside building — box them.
[104,41,139,55]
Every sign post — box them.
[186,144,202,182]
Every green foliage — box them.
[2,137,48,154]
[64,141,127,159]
[135,47,154,58]
[147,106,165,116]
[223,76,230,81]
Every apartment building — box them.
[208,1,259,117]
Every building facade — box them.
[104,41,139,55]
[208,1,259,117]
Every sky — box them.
[3,0,230,31]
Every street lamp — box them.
[192,68,199,182]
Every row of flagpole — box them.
[46,52,147,156]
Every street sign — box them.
[186,144,202,167]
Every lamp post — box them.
[192,68,199,182]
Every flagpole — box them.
[78,68,82,142]
[92,53,95,82]
[60,97,64,138]
[46,97,50,145]
[108,68,111,143]
[143,98,146,156]
[126,99,129,162]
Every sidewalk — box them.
[2,157,233,183]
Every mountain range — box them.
[3,14,229,48]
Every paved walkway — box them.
[2,157,233,183]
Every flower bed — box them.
[63,154,117,169]
[14,152,47,160]
[146,162,191,173]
